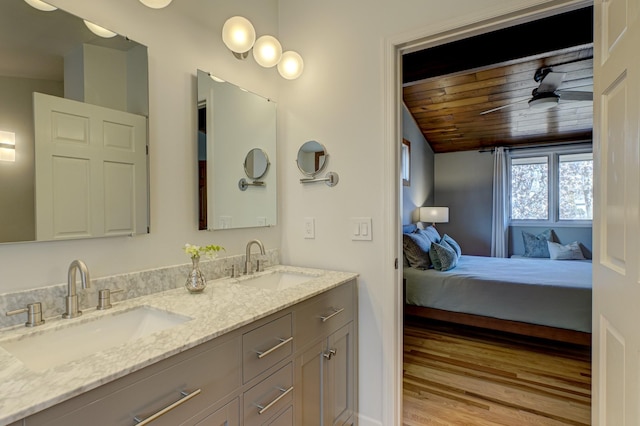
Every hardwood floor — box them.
[403,318,592,425]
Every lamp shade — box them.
[277,51,304,80]
[253,35,282,68]
[419,207,449,224]
[84,20,117,38]
[222,16,256,55]
[23,0,57,11]
[139,0,173,8]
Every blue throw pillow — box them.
[418,226,441,244]
[429,241,458,271]
[442,234,461,259]
[522,229,555,258]
[547,241,586,260]
[402,232,432,269]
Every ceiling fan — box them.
[480,66,593,115]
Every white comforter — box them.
[404,255,592,332]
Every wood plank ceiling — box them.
[403,7,594,154]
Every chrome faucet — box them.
[63,260,91,319]
[245,239,266,275]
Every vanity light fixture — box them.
[222,16,304,79]
[138,0,173,8]
[84,20,117,38]
[0,131,16,162]
[222,16,256,60]
[23,0,57,11]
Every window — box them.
[509,147,592,223]
[402,139,411,186]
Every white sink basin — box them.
[0,306,191,371]
[236,271,320,290]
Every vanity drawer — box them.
[295,281,354,349]
[25,336,241,426]
[243,314,293,383]
[243,362,293,426]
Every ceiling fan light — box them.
[222,16,256,56]
[83,20,117,38]
[277,51,304,80]
[23,0,57,11]
[253,35,282,68]
[528,95,558,110]
[139,0,173,8]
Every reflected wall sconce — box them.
[139,0,173,8]
[222,16,304,80]
[23,0,57,11]
[0,131,16,163]
[419,207,449,227]
[83,20,117,38]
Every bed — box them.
[403,228,593,345]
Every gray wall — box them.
[402,103,434,225]
[433,150,593,257]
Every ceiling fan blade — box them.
[538,71,566,92]
[557,90,593,101]
[479,96,530,115]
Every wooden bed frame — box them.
[404,304,592,346]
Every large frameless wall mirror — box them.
[0,0,150,244]
[197,69,277,230]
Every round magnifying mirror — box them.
[296,140,328,177]
[244,148,270,179]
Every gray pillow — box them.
[402,232,432,269]
[442,234,461,259]
[429,241,458,271]
[547,241,586,260]
[522,229,555,258]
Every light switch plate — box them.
[304,217,315,239]
[351,217,372,241]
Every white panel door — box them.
[593,0,640,424]
[34,93,147,240]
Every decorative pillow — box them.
[547,241,586,260]
[402,232,433,269]
[442,234,461,259]
[522,229,555,258]
[418,226,441,244]
[429,241,458,271]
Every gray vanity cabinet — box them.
[17,279,357,426]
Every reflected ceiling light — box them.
[83,20,117,38]
[252,35,282,68]
[139,0,172,8]
[277,51,304,80]
[23,0,57,11]
[0,131,16,163]
[222,16,256,59]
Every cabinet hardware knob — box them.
[320,307,344,323]
[133,388,201,425]
[323,348,337,360]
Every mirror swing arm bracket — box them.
[299,171,339,187]
[238,178,266,191]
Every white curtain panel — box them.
[491,147,509,257]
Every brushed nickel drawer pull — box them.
[256,336,294,359]
[133,389,202,425]
[320,307,345,323]
[257,386,294,415]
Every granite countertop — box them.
[0,265,357,424]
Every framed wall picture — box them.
[402,139,411,186]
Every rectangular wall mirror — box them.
[197,69,277,230]
[0,0,149,244]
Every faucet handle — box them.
[6,302,45,327]
[227,264,241,278]
[256,259,267,272]
[97,289,124,310]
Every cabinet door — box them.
[193,398,239,426]
[294,340,324,426]
[324,323,355,426]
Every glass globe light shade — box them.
[84,20,117,38]
[277,51,304,80]
[252,35,282,68]
[222,16,256,54]
[23,0,57,11]
[139,0,173,8]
